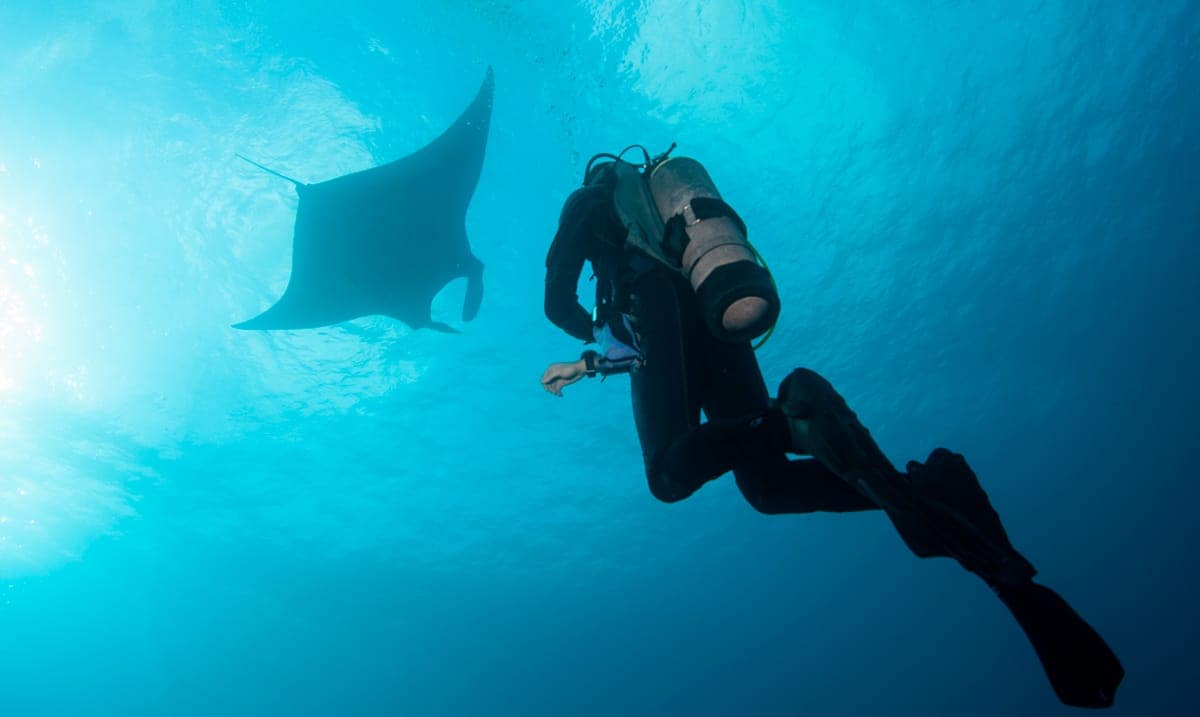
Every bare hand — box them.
[541,359,588,397]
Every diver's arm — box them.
[540,352,636,397]
[581,350,639,377]
[540,358,588,397]
[544,189,601,342]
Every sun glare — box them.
[0,213,47,396]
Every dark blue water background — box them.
[1,2,1197,714]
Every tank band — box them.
[662,197,749,264]
[684,197,747,236]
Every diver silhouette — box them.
[539,146,1124,709]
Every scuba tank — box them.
[585,144,780,343]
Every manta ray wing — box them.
[234,67,492,331]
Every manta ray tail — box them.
[236,154,304,186]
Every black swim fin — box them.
[905,449,1036,586]
[994,580,1125,708]
[906,450,1124,706]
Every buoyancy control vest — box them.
[589,145,780,343]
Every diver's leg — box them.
[629,274,865,509]
[735,454,881,514]
[696,334,877,514]
[646,411,876,512]
[629,270,706,502]
[776,368,951,558]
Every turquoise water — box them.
[1,1,1196,714]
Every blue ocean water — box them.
[1,1,1197,714]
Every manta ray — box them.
[234,67,493,333]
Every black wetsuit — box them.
[545,182,874,514]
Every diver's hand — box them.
[541,359,588,397]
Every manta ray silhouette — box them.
[233,67,493,333]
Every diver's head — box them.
[582,144,669,187]
[583,158,616,187]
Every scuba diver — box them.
[539,144,1125,709]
